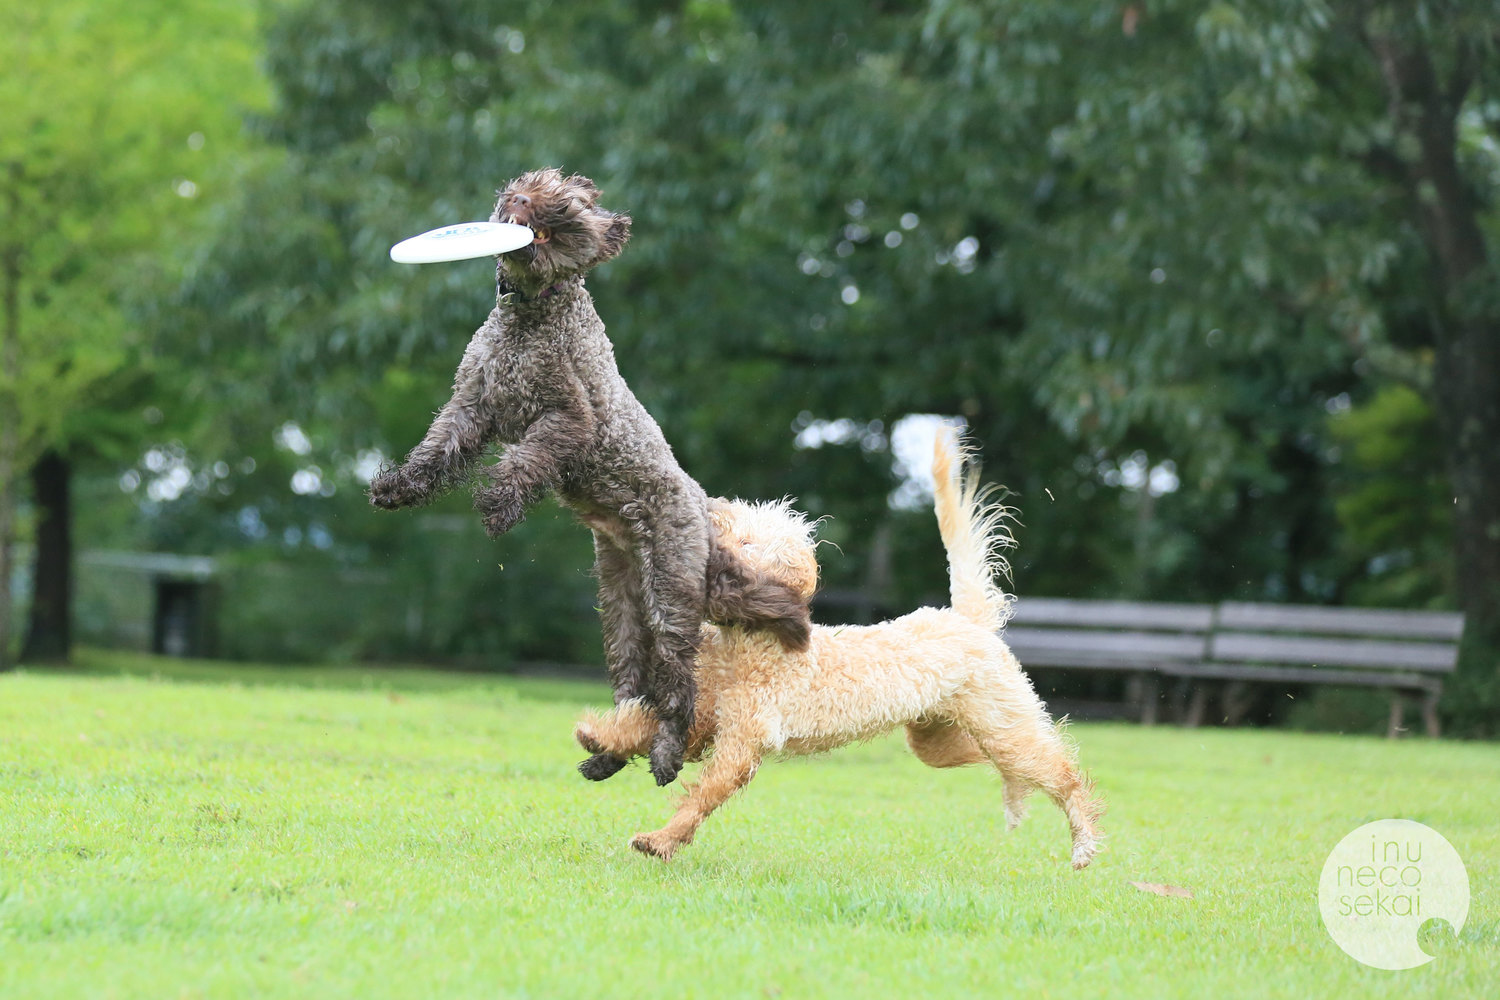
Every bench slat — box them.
[1021,657,1193,671]
[1006,627,1208,665]
[1160,661,1443,691]
[1210,633,1457,672]
[1010,598,1215,631]
[1216,602,1464,640]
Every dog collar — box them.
[499,282,567,305]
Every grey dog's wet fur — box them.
[369,169,810,785]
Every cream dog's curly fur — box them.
[575,431,1103,868]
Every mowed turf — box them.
[2,652,1496,999]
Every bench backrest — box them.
[1005,598,1214,669]
[1005,598,1463,674]
[1211,602,1463,674]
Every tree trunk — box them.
[1406,126,1500,734]
[1435,316,1500,730]
[0,469,11,673]
[21,450,71,663]
[1365,25,1500,731]
[0,235,18,672]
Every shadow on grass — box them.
[22,647,612,705]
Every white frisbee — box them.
[389,221,535,263]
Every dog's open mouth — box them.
[498,209,549,246]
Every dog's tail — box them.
[932,429,1016,632]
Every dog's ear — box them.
[564,173,601,205]
[594,212,632,264]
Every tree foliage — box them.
[147,0,1499,726]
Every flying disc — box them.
[389,221,535,263]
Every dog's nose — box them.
[504,193,533,225]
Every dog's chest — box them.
[483,348,536,440]
[480,326,569,441]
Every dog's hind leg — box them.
[637,526,710,787]
[580,538,653,780]
[594,537,652,702]
[906,719,987,768]
[956,694,1103,869]
[1001,776,1033,831]
[641,611,700,787]
[907,719,1031,830]
[630,723,762,861]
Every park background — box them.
[3,0,1499,734]
[4,3,1500,998]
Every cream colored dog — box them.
[575,432,1103,868]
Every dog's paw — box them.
[630,830,679,861]
[648,738,684,787]
[475,486,526,538]
[649,758,681,787]
[367,470,407,509]
[574,720,605,754]
[578,752,628,782]
[368,466,431,509]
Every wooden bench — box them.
[1196,602,1463,737]
[1004,598,1463,737]
[1003,599,1213,726]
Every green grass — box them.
[2,652,1496,999]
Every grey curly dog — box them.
[369,168,811,786]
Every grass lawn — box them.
[2,650,1496,999]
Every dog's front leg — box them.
[631,728,761,861]
[370,335,492,510]
[575,699,657,761]
[474,400,594,537]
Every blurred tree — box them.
[1336,1,1500,730]
[0,0,265,666]
[907,0,1500,725]
[159,1,1354,613]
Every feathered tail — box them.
[931,430,1016,632]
